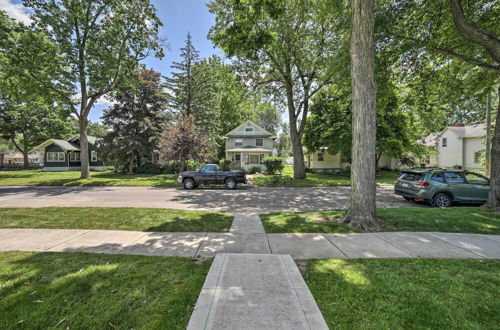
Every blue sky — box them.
[3,0,221,122]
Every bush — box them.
[249,166,262,174]
[253,174,294,187]
[219,159,231,171]
[187,160,201,171]
[135,163,163,174]
[262,156,285,175]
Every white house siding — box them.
[306,152,341,169]
[436,130,463,168]
[463,137,484,170]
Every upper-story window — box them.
[256,138,263,146]
[442,138,447,147]
[245,127,253,132]
[235,139,243,147]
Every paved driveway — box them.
[0,185,420,212]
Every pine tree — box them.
[99,69,168,173]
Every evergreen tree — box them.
[98,69,168,174]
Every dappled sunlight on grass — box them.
[261,210,357,233]
[306,259,500,328]
[0,252,210,329]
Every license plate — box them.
[400,183,409,187]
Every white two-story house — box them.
[224,120,276,171]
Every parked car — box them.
[178,164,247,189]
[394,168,489,207]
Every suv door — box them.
[443,172,470,201]
[199,165,218,184]
[463,172,489,202]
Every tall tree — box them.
[19,0,163,178]
[208,0,344,179]
[447,0,500,209]
[157,115,212,173]
[98,69,168,173]
[343,0,381,230]
[165,33,200,117]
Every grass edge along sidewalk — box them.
[261,207,500,235]
[0,207,233,232]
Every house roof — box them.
[32,135,98,152]
[224,120,275,138]
[420,124,486,146]
[226,147,273,153]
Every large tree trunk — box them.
[79,118,91,179]
[22,150,29,169]
[486,86,500,210]
[286,85,306,180]
[342,0,381,231]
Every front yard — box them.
[0,170,178,187]
[261,207,500,234]
[305,258,499,329]
[0,252,210,329]
[0,207,233,232]
[252,166,398,187]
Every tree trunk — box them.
[285,86,306,180]
[342,0,381,231]
[486,86,500,210]
[485,91,492,177]
[22,150,29,169]
[79,118,91,179]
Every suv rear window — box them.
[431,173,445,182]
[398,172,423,181]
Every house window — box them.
[70,152,80,162]
[474,151,483,164]
[260,154,265,163]
[47,152,65,162]
[235,154,241,162]
[249,154,260,164]
[256,138,263,147]
[318,153,324,161]
[235,139,243,147]
[245,127,253,132]
[91,151,98,162]
[422,155,430,164]
[442,138,447,147]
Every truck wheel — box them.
[225,178,237,189]
[183,178,195,190]
[433,193,451,208]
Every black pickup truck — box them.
[178,164,247,189]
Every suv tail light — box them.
[416,181,430,187]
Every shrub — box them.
[187,160,201,171]
[262,156,285,175]
[135,163,163,174]
[249,166,262,174]
[219,159,231,171]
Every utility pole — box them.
[486,91,492,177]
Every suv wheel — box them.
[225,178,237,189]
[183,178,195,190]
[433,193,451,208]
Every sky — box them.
[2,0,222,122]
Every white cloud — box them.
[95,96,115,107]
[1,0,32,24]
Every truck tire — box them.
[183,178,195,190]
[225,178,237,189]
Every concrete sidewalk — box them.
[187,253,328,330]
[1,228,499,259]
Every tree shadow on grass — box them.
[0,251,210,329]
[144,213,233,232]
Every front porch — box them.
[226,150,272,171]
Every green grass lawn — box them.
[305,259,500,329]
[261,207,500,234]
[0,251,209,329]
[252,166,398,187]
[0,170,179,187]
[0,207,233,232]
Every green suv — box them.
[395,168,490,207]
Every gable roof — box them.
[420,124,486,146]
[224,120,275,138]
[32,135,98,152]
